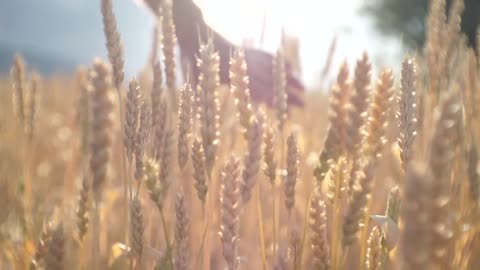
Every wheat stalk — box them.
[343,158,373,247]
[89,59,115,270]
[346,53,372,193]
[343,70,394,247]
[219,157,241,270]
[467,146,480,205]
[399,163,433,270]
[45,224,64,270]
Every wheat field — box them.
[1,0,480,269]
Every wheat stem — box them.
[255,187,268,270]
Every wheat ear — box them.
[45,224,64,270]
[428,90,461,268]
[144,158,167,210]
[76,176,89,242]
[135,102,151,181]
[130,192,144,263]
[24,72,39,141]
[11,55,26,123]
[346,52,372,155]
[30,221,52,270]
[192,138,208,202]
[89,59,115,202]
[315,61,351,182]
[263,122,277,184]
[230,48,254,138]
[197,38,220,176]
[285,133,299,213]
[365,226,386,270]
[343,70,394,246]
[101,0,124,89]
[397,58,418,171]
[178,83,193,169]
[124,79,142,163]
[175,188,190,270]
[161,0,178,106]
[219,157,241,270]
[241,115,264,204]
[273,49,288,131]
[346,53,372,192]
[309,192,330,270]
[363,69,395,159]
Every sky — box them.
[0,0,403,87]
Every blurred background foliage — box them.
[363,0,480,49]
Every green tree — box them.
[363,0,479,49]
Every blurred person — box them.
[140,0,305,107]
